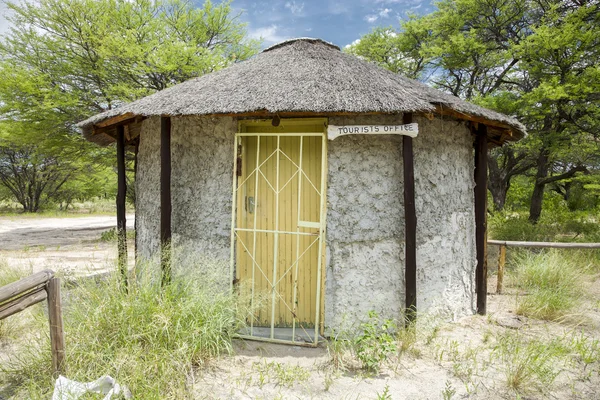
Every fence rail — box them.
[0,269,64,375]
[488,240,600,295]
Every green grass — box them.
[511,250,584,321]
[1,261,249,399]
[99,228,136,242]
[0,262,30,341]
[0,198,131,217]
[494,331,567,393]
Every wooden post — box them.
[160,116,172,286]
[133,141,139,260]
[403,112,417,324]
[474,124,488,315]
[116,125,128,288]
[47,277,65,376]
[497,244,506,294]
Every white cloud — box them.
[379,8,392,18]
[344,38,361,49]
[364,14,378,23]
[284,1,304,15]
[248,24,288,45]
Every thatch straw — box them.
[79,38,525,141]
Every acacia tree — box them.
[0,0,259,210]
[347,0,600,221]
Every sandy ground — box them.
[1,216,599,399]
[0,215,135,277]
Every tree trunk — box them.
[487,163,509,211]
[487,147,534,212]
[529,149,550,223]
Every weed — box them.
[571,332,600,366]
[441,380,456,400]
[252,361,310,388]
[493,331,564,393]
[397,322,418,357]
[354,311,398,373]
[376,384,392,400]
[326,330,352,371]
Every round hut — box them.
[79,38,525,345]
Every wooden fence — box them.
[488,240,600,295]
[0,270,64,375]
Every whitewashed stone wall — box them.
[136,114,477,329]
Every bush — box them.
[489,212,600,242]
[512,250,583,321]
[354,311,398,373]
[1,263,248,399]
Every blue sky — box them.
[0,0,435,47]
[233,0,435,48]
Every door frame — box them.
[229,118,328,346]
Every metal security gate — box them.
[230,119,327,345]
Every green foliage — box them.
[376,384,392,400]
[1,263,249,399]
[0,0,259,211]
[354,311,398,373]
[349,0,600,220]
[99,228,136,242]
[511,250,583,321]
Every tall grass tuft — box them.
[0,261,29,341]
[2,260,248,399]
[512,250,583,321]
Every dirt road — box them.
[0,215,135,276]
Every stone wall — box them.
[135,116,235,284]
[325,115,476,330]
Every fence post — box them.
[497,245,506,294]
[47,277,65,376]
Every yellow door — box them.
[231,119,327,344]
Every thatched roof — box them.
[79,38,525,144]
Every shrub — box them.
[354,311,398,373]
[512,250,583,321]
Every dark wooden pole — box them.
[116,125,128,288]
[133,141,139,261]
[47,277,65,376]
[160,117,172,286]
[474,124,488,315]
[403,112,417,324]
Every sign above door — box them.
[327,123,419,140]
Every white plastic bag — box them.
[52,375,132,400]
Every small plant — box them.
[326,329,352,371]
[397,322,419,357]
[441,380,456,400]
[252,361,310,388]
[354,311,398,373]
[376,384,392,400]
[572,332,600,366]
